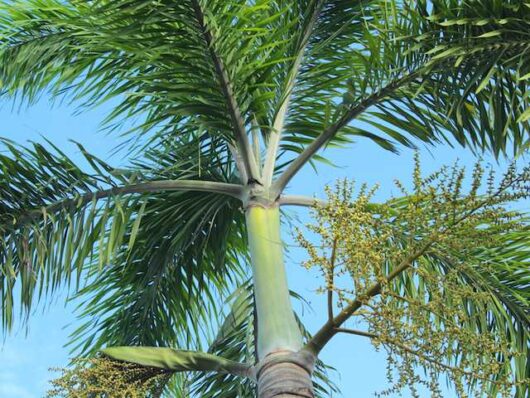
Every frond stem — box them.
[262,0,325,186]
[228,143,248,183]
[272,70,422,194]
[278,196,389,214]
[14,179,244,228]
[191,0,260,183]
[278,195,326,207]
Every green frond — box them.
[68,188,247,356]
[383,229,530,397]
[283,0,384,152]
[346,0,530,157]
[2,1,528,175]
[0,137,254,396]
[428,230,530,397]
[0,0,317,158]
[0,138,132,330]
[278,0,530,169]
[0,136,244,348]
[64,131,248,360]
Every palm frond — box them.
[381,228,530,397]
[346,0,530,156]
[275,0,530,189]
[283,0,385,152]
[0,136,245,348]
[0,138,132,329]
[0,0,313,161]
[68,188,247,356]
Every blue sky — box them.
[0,95,519,397]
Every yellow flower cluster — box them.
[47,356,170,398]
[296,159,529,397]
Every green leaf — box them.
[282,0,530,164]
[517,107,530,123]
[0,139,130,330]
[127,200,146,250]
[476,30,502,38]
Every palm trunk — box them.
[257,358,314,398]
[246,205,314,398]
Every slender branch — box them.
[262,1,325,186]
[327,290,334,325]
[327,238,338,322]
[326,238,338,321]
[191,0,259,182]
[334,328,499,381]
[278,196,390,215]
[304,242,432,355]
[272,71,422,194]
[14,179,244,228]
[334,328,377,339]
[278,195,326,207]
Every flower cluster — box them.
[47,356,170,398]
[297,157,529,397]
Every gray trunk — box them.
[256,353,314,398]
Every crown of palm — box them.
[0,1,529,396]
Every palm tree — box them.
[0,0,529,397]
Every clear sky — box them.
[0,95,520,397]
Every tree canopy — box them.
[0,0,529,397]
